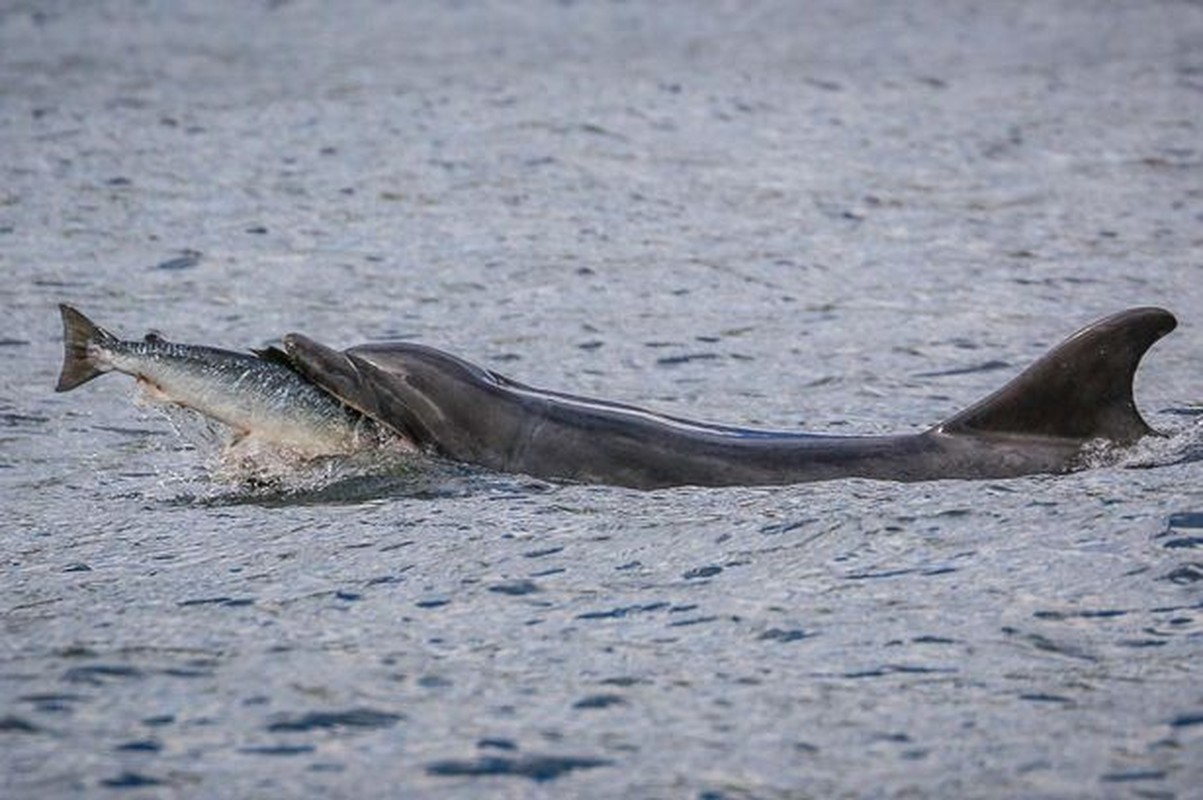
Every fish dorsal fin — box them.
[253,345,297,369]
[938,307,1176,444]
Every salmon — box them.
[55,304,375,457]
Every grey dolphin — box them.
[278,308,1176,489]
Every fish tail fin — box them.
[56,304,118,392]
[937,307,1176,445]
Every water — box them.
[3,1,1202,797]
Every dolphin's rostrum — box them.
[275,307,1176,488]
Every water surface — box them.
[2,2,1201,797]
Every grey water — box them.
[3,1,1202,797]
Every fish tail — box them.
[56,304,117,391]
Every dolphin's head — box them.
[281,333,423,443]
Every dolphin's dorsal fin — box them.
[937,307,1176,444]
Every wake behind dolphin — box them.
[56,305,1176,489]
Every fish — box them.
[54,304,379,458]
[276,306,1177,488]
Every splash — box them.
[1073,437,1128,471]
[135,385,420,502]
[135,386,548,505]
[1115,408,1203,470]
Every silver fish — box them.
[55,304,377,457]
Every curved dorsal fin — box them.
[938,307,1176,444]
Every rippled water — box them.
[3,2,1202,798]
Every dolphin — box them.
[273,307,1176,489]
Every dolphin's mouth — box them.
[279,332,423,449]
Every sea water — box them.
[2,2,1202,797]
